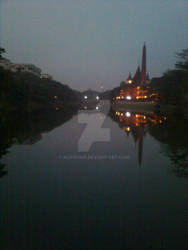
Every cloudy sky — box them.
[1,0,188,91]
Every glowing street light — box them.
[125,112,131,117]
[126,96,132,100]
[84,95,88,99]
[96,96,99,100]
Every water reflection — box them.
[149,115,188,178]
[109,106,188,177]
[1,102,188,179]
[80,102,100,111]
[0,109,78,178]
[109,107,167,166]
[0,102,188,249]
[0,162,7,177]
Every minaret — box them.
[141,43,147,84]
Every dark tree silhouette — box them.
[150,48,188,106]
[175,49,188,71]
[0,47,6,59]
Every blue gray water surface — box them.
[0,102,188,249]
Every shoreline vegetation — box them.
[0,47,83,119]
[0,108,79,178]
[0,47,83,177]
[0,66,82,119]
[0,62,82,177]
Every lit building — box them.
[10,64,41,77]
[117,43,157,102]
[40,74,53,80]
[0,58,41,77]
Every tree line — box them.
[150,49,188,106]
[0,47,81,115]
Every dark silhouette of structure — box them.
[133,66,141,84]
[126,43,149,86]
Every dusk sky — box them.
[1,0,188,91]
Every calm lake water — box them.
[0,101,188,250]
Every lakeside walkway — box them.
[112,101,156,112]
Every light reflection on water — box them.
[0,101,188,249]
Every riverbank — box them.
[112,101,156,112]
[0,67,81,116]
[112,101,188,117]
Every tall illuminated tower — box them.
[141,43,147,84]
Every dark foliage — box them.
[0,67,81,114]
[0,47,6,58]
[175,49,188,72]
[0,108,78,179]
[149,115,188,178]
[150,48,188,106]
